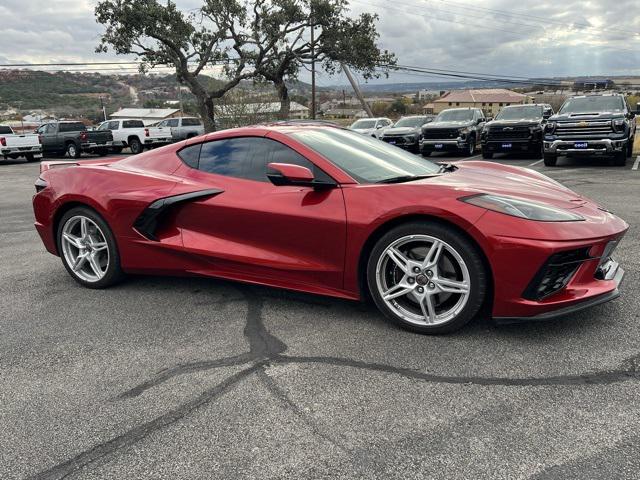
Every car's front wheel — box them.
[57,207,124,288]
[367,222,487,334]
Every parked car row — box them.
[350,93,635,167]
[0,116,206,161]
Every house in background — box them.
[109,108,181,125]
[431,89,532,116]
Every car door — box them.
[174,135,348,293]
[38,124,59,153]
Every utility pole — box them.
[342,89,346,107]
[99,96,107,122]
[310,21,316,119]
[342,64,373,117]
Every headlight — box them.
[545,121,557,134]
[460,194,584,222]
[529,125,542,133]
[612,118,627,133]
[458,127,469,138]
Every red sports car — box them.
[33,124,627,333]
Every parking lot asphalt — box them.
[2,150,640,479]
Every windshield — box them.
[435,110,474,122]
[350,120,376,129]
[394,117,427,128]
[291,128,441,183]
[559,96,624,114]
[496,106,543,121]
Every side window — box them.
[44,124,56,134]
[157,120,167,127]
[36,125,47,134]
[122,120,143,129]
[167,119,179,128]
[268,140,334,183]
[196,136,333,183]
[198,137,264,180]
[178,143,202,169]
[109,121,120,130]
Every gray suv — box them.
[420,108,486,156]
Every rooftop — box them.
[435,89,528,104]
[110,108,180,119]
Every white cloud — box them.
[0,0,638,83]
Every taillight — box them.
[38,135,43,144]
[144,128,150,137]
[0,137,6,147]
[79,131,88,141]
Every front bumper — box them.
[544,138,627,156]
[381,136,418,150]
[420,139,468,152]
[482,140,539,153]
[495,263,623,323]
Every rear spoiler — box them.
[40,157,125,174]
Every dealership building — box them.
[428,89,532,116]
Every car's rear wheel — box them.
[367,222,486,334]
[481,148,493,159]
[543,153,557,166]
[129,137,143,155]
[66,142,81,159]
[627,137,634,158]
[25,153,36,162]
[57,207,124,288]
[422,150,431,157]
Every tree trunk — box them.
[276,80,291,120]
[198,96,216,132]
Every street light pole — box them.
[310,21,316,119]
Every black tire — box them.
[421,150,431,157]
[129,137,143,155]
[543,153,557,166]
[613,150,627,166]
[66,142,81,159]
[366,221,487,334]
[112,146,124,154]
[56,206,124,289]
[25,153,36,162]
[97,148,108,157]
[464,135,476,156]
[481,148,493,159]
[627,137,634,158]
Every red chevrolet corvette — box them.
[33,123,627,333]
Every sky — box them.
[0,0,639,85]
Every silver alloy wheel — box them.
[67,144,77,158]
[60,215,109,282]
[375,234,471,326]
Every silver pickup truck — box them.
[156,117,205,141]
[0,125,42,162]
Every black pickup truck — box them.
[36,121,113,158]
[543,94,636,166]
[481,104,553,159]
[419,108,486,156]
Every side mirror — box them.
[486,117,493,122]
[477,118,484,125]
[376,124,383,129]
[267,163,335,189]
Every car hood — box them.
[415,161,588,209]
[551,112,623,122]
[423,121,472,129]
[351,128,376,134]
[486,120,541,128]
[382,126,419,135]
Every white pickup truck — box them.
[0,125,42,162]
[97,119,172,154]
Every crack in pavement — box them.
[30,285,640,479]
